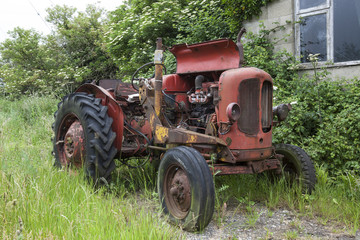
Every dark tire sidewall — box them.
[158,146,214,231]
[275,143,316,193]
[53,93,116,182]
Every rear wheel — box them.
[275,143,316,193]
[157,146,215,231]
[53,92,117,183]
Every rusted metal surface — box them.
[162,74,194,93]
[170,39,240,74]
[212,158,280,175]
[231,147,273,162]
[113,81,138,97]
[218,68,273,153]
[164,164,191,218]
[236,28,247,67]
[273,103,292,122]
[238,78,260,135]
[56,113,86,168]
[76,83,124,151]
[63,120,85,167]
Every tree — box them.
[0,28,49,95]
[46,4,118,82]
[105,0,233,78]
[105,0,184,78]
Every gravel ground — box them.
[185,202,359,240]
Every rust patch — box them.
[212,158,280,175]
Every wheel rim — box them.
[56,113,86,168]
[164,164,191,219]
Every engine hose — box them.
[119,120,152,168]
[124,120,151,145]
[118,153,151,169]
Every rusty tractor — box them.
[53,30,317,231]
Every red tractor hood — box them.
[170,39,240,74]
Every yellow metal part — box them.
[155,125,169,143]
[186,134,198,143]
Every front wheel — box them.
[275,143,316,193]
[157,146,215,231]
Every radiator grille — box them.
[237,78,260,135]
[261,81,273,133]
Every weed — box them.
[262,227,273,240]
[284,230,298,240]
[267,210,274,218]
[244,210,260,228]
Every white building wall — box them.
[243,0,360,80]
[243,0,295,54]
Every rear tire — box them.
[158,146,215,231]
[275,143,316,193]
[53,92,117,183]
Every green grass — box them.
[214,168,360,233]
[0,96,180,239]
[1,95,359,238]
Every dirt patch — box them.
[185,203,358,240]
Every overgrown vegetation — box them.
[0,5,117,97]
[1,97,359,238]
[0,96,180,239]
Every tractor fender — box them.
[76,83,124,151]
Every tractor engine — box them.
[163,74,217,134]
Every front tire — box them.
[158,146,215,231]
[53,92,117,183]
[275,143,316,193]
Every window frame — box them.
[295,0,360,67]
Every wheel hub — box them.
[64,120,85,167]
[165,166,191,219]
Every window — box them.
[296,0,360,64]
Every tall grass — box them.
[1,96,359,238]
[0,96,180,239]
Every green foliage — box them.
[105,0,273,79]
[222,0,274,32]
[213,168,360,231]
[46,5,118,81]
[0,5,117,97]
[105,0,183,78]
[176,0,233,44]
[0,28,50,95]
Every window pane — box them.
[334,0,360,62]
[300,0,326,10]
[300,14,327,63]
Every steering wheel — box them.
[131,62,167,91]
